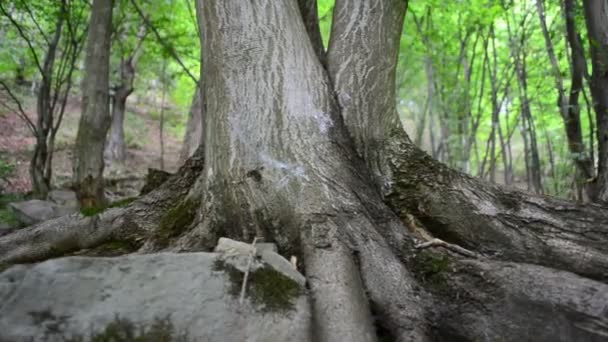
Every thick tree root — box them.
[0,147,205,266]
[387,129,608,281]
[434,258,608,341]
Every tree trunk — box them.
[73,0,114,209]
[583,0,608,202]
[3,1,608,341]
[179,88,203,163]
[105,59,135,163]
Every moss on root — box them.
[212,259,302,312]
[155,198,199,242]
[80,197,139,217]
[412,251,452,293]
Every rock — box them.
[0,222,15,237]
[9,200,59,226]
[139,168,172,195]
[48,190,78,208]
[9,199,78,226]
[0,252,311,342]
[215,237,305,286]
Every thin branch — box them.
[129,0,199,84]
[415,238,479,258]
[20,0,50,46]
[239,237,260,306]
[0,80,37,135]
[0,2,44,74]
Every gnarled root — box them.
[0,147,205,266]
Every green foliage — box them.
[0,192,22,227]
[0,154,15,194]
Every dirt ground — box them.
[0,97,183,194]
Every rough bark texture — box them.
[327,0,407,195]
[564,0,595,186]
[3,1,608,341]
[583,0,608,202]
[73,0,114,209]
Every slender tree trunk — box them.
[539,0,595,199]
[179,88,203,163]
[105,57,138,163]
[583,0,608,202]
[73,0,114,209]
[29,2,66,199]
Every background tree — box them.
[583,0,608,202]
[0,0,87,199]
[73,0,114,209]
[104,1,148,163]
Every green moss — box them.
[80,197,138,217]
[89,239,140,257]
[156,199,198,240]
[80,206,106,217]
[213,259,302,312]
[108,197,138,208]
[62,316,189,342]
[88,316,188,342]
[412,252,451,293]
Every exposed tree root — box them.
[0,147,205,265]
[387,129,608,282]
[434,258,608,341]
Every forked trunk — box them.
[2,1,608,341]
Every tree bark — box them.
[583,0,608,202]
[3,1,608,341]
[105,25,146,163]
[73,0,114,209]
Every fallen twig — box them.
[415,238,478,258]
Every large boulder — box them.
[9,192,79,226]
[0,245,311,341]
[9,200,61,226]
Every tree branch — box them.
[129,0,199,84]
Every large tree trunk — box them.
[73,0,114,209]
[583,0,608,202]
[3,1,608,341]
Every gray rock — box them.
[48,190,78,208]
[9,200,59,225]
[215,238,304,286]
[9,199,78,226]
[0,223,15,237]
[0,252,311,342]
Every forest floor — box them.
[0,96,184,194]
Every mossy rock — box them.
[213,259,303,313]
